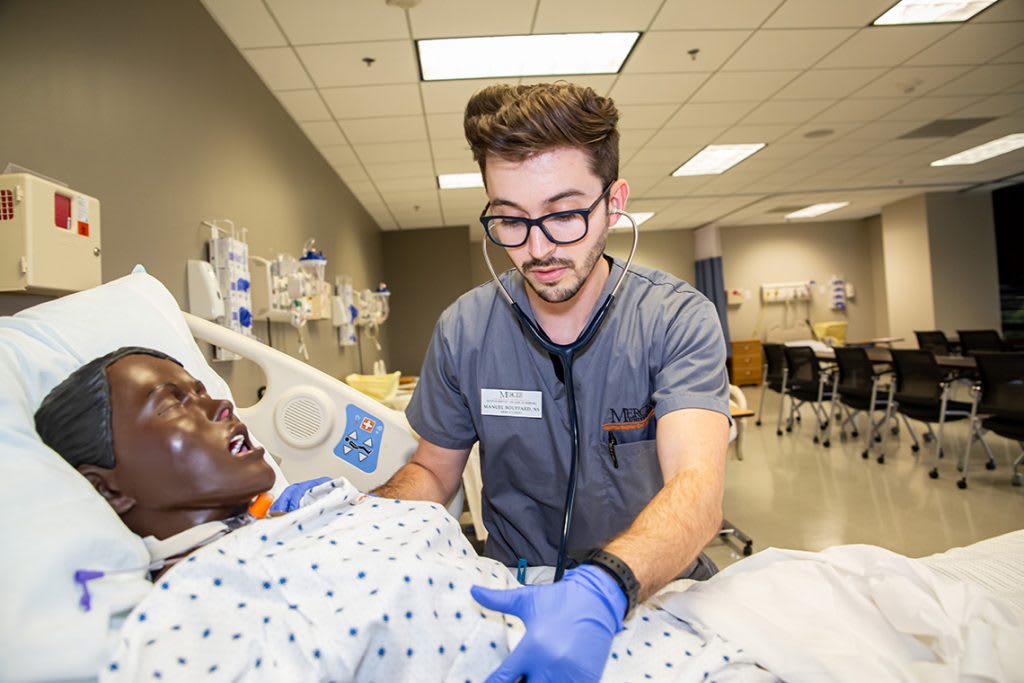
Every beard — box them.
[520,231,608,304]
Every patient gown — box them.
[102,478,767,682]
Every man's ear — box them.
[77,464,136,515]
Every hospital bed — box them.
[1,269,1022,683]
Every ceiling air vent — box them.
[898,118,996,139]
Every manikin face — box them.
[103,355,276,523]
[484,147,625,304]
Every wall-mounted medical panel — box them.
[0,173,102,294]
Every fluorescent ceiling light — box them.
[438,172,484,189]
[785,202,850,219]
[873,0,999,25]
[418,32,639,81]
[611,212,654,229]
[930,133,1024,166]
[672,144,765,176]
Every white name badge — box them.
[481,388,543,419]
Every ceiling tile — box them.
[334,165,369,183]
[409,0,537,38]
[690,70,800,102]
[928,63,1024,97]
[816,25,956,69]
[763,0,896,28]
[321,84,423,119]
[620,129,658,156]
[774,68,887,99]
[533,0,663,32]
[431,138,474,161]
[426,113,464,140]
[716,124,794,142]
[853,65,972,99]
[740,98,834,125]
[665,101,760,127]
[993,43,1024,62]
[265,0,408,44]
[297,41,418,88]
[340,116,428,144]
[652,0,784,30]
[609,73,708,104]
[366,161,435,181]
[434,159,481,175]
[814,98,905,122]
[353,141,432,164]
[420,79,517,114]
[723,29,856,71]
[842,120,921,141]
[617,104,679,130]
[906,21,1024,66]
[951,92,1024,118]
[975,0,1024,22]
[882,95,982,121]
[646,175,714,197]
[623,30,751,74]
[300,121,344,146]
[643,126,729,150]
[629,143,707,166]
[242,48,313,89]
[375,176,439,193]
[517,75,618,94]
[201,0,286,48]
[275,90,331,122]
[318,144,359,166]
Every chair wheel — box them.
[796,415,802,422]
[861,450,869,459]
[957,465,964,472]
[786,426,793,433]
[776,429,783,436]
[912,445,920,453]
[743,542,753,557]
[877,454,885,464]
[851,430,859,438]
[823,440,830,448]
[923,433,934,442]
[813,436,819,444]
[1013,474,1022,486]
[929,468,939,479]
[985,460,996,471]
[755,420,762,426]
[891,426,899,435]
[957,478,967,490]
[938,449,944,459]
[874,434,882,443]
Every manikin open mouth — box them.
[228,433,253,457]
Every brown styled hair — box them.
[464,82,620,188]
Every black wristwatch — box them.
[585,549,639,620]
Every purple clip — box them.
[74,570,105,612]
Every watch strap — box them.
[585,549,639,619]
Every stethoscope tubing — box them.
[482,208,640,581]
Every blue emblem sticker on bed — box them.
[333,405,384,473]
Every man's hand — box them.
[269,477,331,513]
[471,565,626,683]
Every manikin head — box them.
[464,82,630,305]
[35,347,276,539]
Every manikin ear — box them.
[77,464,137,515]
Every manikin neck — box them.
[526,255,610,345]
[123,502,251,541]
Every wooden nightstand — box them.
[729,339,763,386]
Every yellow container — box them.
[344,371,401,402]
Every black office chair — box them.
[781,345,834,444]
[756,343,786,433]
[915,330,952,356]
[957,329,1005,356]
[825,347,896,463]
[964,352,1024,488]
[890,349,981,484]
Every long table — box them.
[814,346,976,370]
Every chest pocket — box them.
[605,438,663,523]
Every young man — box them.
[374,83,731,681]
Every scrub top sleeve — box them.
[652,296,731,420]
[405,318,478,450]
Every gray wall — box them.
[0,0,385,403]
[720,220,878,343]
[383,226,471,375]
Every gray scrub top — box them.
[406,256,729,567]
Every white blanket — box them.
[102,479,764,682]
[663,543,1024,683]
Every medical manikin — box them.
[34,348,755,682]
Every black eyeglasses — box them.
[479,182,613,248]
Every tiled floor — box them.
[707,384,1024,570]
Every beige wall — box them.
[880,195,937,347]
[0,0,384,403]
[925,192,1001,334]
[865,215,890,338]
[383,226,471,375]
[720,220,878,343]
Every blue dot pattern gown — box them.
[102,478,764,682]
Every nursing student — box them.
[373,82,731,682]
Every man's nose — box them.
[526,222,556,260]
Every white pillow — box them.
[0,267,284,682]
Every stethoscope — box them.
[482,208,640,581]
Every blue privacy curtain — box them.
[694,225,731,356]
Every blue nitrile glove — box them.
[471,564,627,683]
[269,477,331,513]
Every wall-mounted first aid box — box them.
[0,173,102,295]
